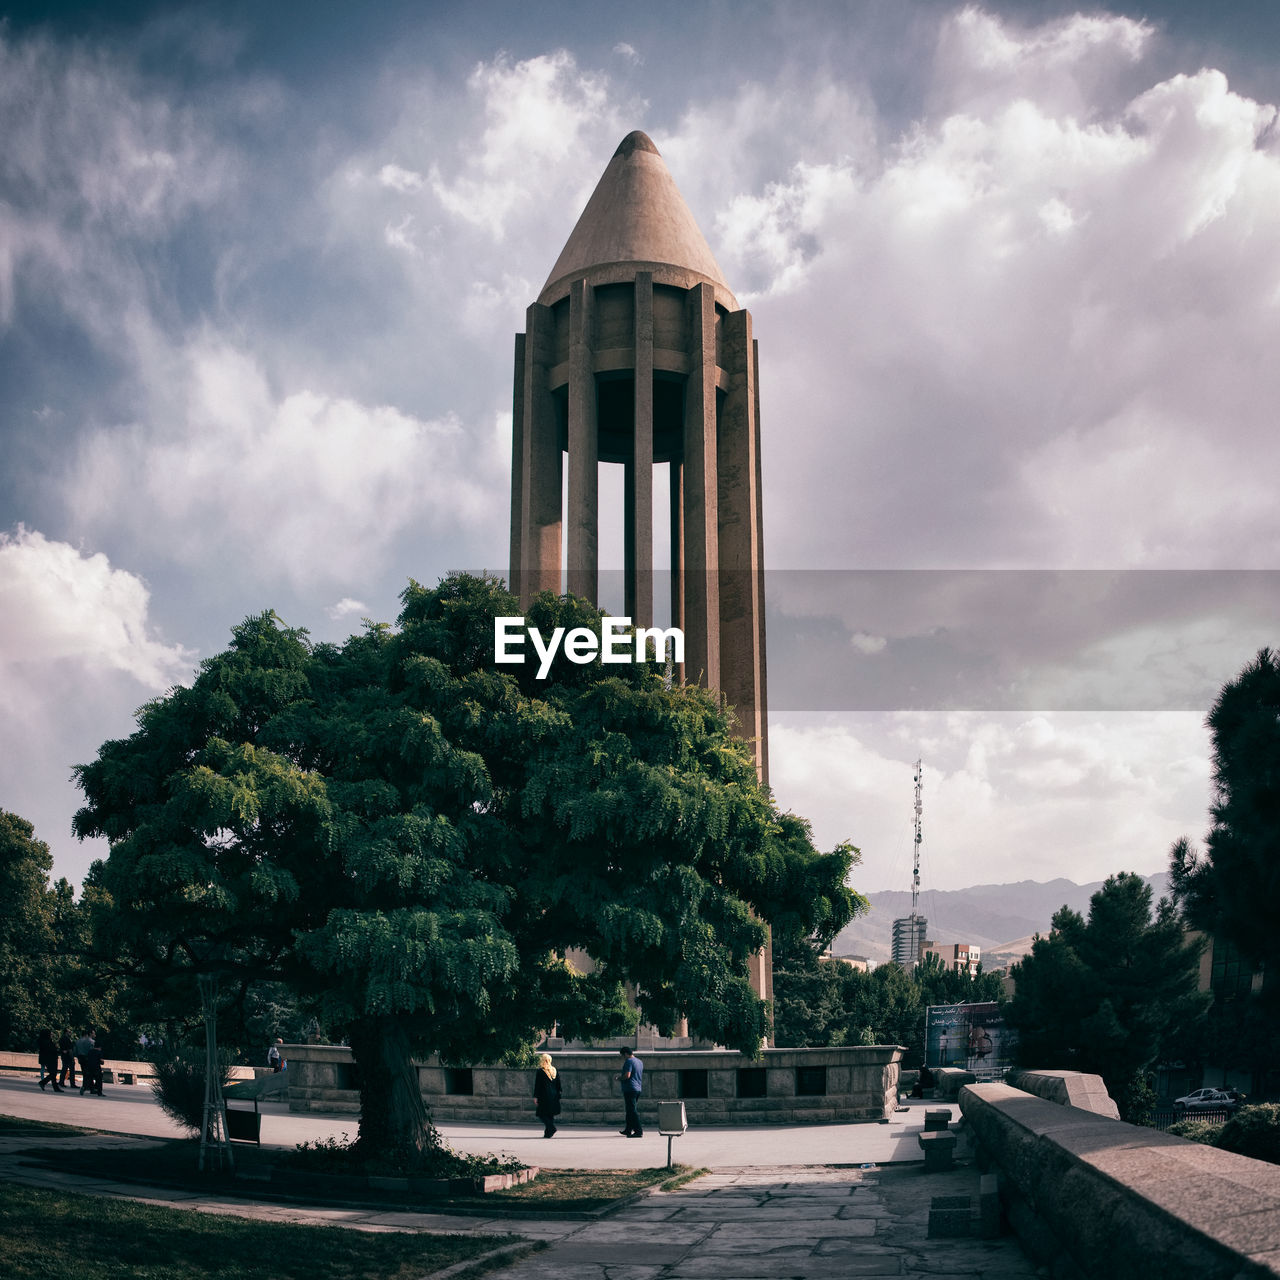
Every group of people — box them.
[534,1045,644,1139]
[36,1028,106,1096]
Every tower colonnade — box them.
[508,131,771,1005]
[508,133,768,781]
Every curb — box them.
[422,1240,546,1280]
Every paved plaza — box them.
[0,1075,1042,1278]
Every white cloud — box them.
[613,42,642,67]
[428,51,627,240]
[769,711,1210,891]
[0,526,192,695]
[0,526,196,887]
[326,597,368,620]
[384,213,422,255]
[850,631,887,655]
[934,7,1151,118]
[722,14,1280,571]
[378,163,425,192]
[66,336,504,589]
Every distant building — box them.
[892,914,928,970]
[823,953,869,972]
[921,940,982,977]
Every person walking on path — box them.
[533,1053,561,1138]
[85,1037,106,1096]
[37,1030,64,1092]
[618,1047,643,1137]
[267,1038,285,1072]
[58,1029,76,1089]
[74,1029,96,1095]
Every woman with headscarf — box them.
[533,1052,561,1138]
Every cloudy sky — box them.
[4,0,1279,902]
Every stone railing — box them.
[284,1044,905,1125]
[960,1078,1280,1279]
[1004,1068,1120,1119]
[933,1067,976,1100]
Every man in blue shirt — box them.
[618,1046,644,1137]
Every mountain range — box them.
[833,871,1172,967]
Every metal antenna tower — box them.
[912,759,923,916]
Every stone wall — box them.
[1005,1068,1120,1119]
[933,1067,976,1100]
[960,1079,1280,1279]
[285,1044,904,1125]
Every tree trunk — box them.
[349,1016,439,1167]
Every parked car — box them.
[1172,1087,1237,1114]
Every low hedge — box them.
[1214,1102,1280,1165]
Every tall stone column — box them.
[566,278,598,601]
[624,272,654,629]
[717,309,767,765]
[681,282,720,691]
[517,301,560,605]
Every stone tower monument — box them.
[509,131,769,785]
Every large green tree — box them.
[1006,873,1206,1120]
[76,574,859,1165]
[0,811,119,1051]
[0,811,58,1049]
[1170,647,1280,973]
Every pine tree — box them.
[1170,647,1280,972]
[1007,873,1207,1120]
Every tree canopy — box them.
[0,810,58,1049]
[0,810,117,1052]
[1006,872,1206,1120]
[771,932,1002,1060]
[1170,647,1280,973]
[75,573,860,1164]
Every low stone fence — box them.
[959,1078,1280,1279]
[934,1067,976,1100]
[285,1044,905,1125]
[1004,1068,1120,1119]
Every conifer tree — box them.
[1007,873,1206,1120]
[1170,647,1280,972]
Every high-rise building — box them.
[892,914,928,970]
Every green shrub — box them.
[1166,1118,1224,1145]
[283,1135,524,1179]
[1113,1072,1157,1125]
[1215,1103,1280,1165]
[150,1045,234,1135]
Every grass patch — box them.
[0,1113,93,1138]
[484,1164,706,1213]
[0,1182,520,1280]
[15,1134,706,1215]
[659,1165,707,1193]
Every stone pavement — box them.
[0,1074,945,1169]
[0,1074,1043,1277]
[481,1164,1042,1279]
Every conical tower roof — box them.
[539,131,735,306]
